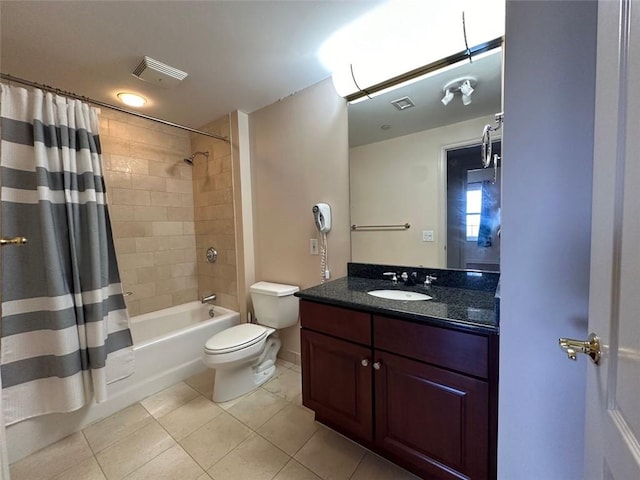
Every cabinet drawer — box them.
[300,300,371,345]
[374,315,489,378]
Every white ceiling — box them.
[0,1,385,128]
[1,1,502,138]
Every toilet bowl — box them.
[202,281,299,403]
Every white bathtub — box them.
[7,301,240,463]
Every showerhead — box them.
[183,151,209,166]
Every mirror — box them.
[348,49,502,271]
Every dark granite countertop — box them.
[296,272,499,335]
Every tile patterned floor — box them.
[9,360,420,480]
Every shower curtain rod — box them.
[0,73,229,142]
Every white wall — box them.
[499,1,596,478]
[249,79,351,364]
[350,115,494,268]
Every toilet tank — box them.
[250,281,300,329]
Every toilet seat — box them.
[205,323,269,355]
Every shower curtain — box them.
[0,84,134,426]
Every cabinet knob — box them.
[361,359,369,367]
[373,361,382,370]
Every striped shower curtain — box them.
[0,84,134,425]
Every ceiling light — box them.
[441,76,477,107]
[441,89,454,106]
[460,79,474,97]
[117,92,147,108]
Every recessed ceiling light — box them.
[117,92,147,108]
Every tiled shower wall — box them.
[100,110,198,316]
[190,116,239,313]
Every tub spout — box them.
[201,293,217,304]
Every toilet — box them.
[202,281,300,403]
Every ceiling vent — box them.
[132,56,188,89]
[391,96,415,111]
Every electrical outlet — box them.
[422,230,435,242]
[310,238,319,255]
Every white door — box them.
[580,0,640,477]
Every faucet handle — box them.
[400,272,409,282]
[383,272,398,283]
[424,275,437,286]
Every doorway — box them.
[446,143,501,271]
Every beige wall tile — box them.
[133,206,168,222]
[119,269,138,286]
[105,170,132,189]
[114,238,136,254]
[166,178,193,194]
[102,109,197,316]
[150,191,183,207]
[109,154,149,175]
[139,294,173,314]
[157,277,186,295]
[109,205,134,221]
[167,206,194,221]
[153,249,186,266]
[111,188,151,206]
[173,288,198,305]
[131,173,166,192]
[134,237,159,253]
[112,221,153,238]
[127,282,157,300]
[171,262,197,278]
[152,221,184,237]
[118,252,155,270]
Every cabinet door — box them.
[301,329,373,441]
[375,351,489,480]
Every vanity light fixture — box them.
[117,92,147,108]
[441,76,477,107]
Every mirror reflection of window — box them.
[466,183,482,241]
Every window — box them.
[466,183,482,241]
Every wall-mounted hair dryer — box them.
[312,203,331,233]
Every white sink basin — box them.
[367,290,432,301]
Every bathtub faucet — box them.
[201,293,217,304]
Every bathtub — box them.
[7,301,240,463]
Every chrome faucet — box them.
[383,272,398,283]
[424,275,437,286]
[201,293,217,304]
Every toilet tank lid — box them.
[250,281,299,297]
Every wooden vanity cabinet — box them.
[300,300,497,480]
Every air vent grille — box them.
[132,56,188,89]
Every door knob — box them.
[558,333,601,365]
[373,361,381,370]
[361,359,369,367]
